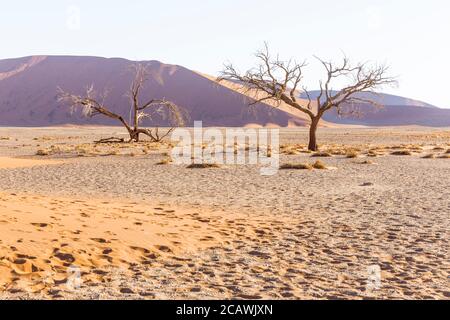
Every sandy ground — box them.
[0,126,449,300]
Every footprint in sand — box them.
[31,223,49,228]
[155,245,173,253]
[90,238,110,244]
[54,252,76,264]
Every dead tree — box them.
[219,44,396,150]
[58,64,185,142]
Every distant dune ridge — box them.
[0,55,449,127]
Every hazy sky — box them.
[1,0,449,108]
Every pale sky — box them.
[1,0,449,108]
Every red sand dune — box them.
[0,56,310,127]
[0,56,448,127]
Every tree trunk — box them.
[128,130,140,142]
[308,117,320,151]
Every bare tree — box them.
[219,44,396,150]
[58,63,185,142]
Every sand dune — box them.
[0,157,60,169]
[0,56,308,127]
[1,55,448,128]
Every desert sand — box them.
[0,126,449,299]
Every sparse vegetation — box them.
[157,157,172,165]
[32,141,170,158]
[367,150,380,157]
[346,151,359,158]
[220,44,395,150]
[284,149,300,155]
[186,163,221,169]
[312,160,327,170]
[391,150,412,156]
[422,154,435,159]
[312,152,332,157]
[58,63,185,143]
[36,149,49,156]
[280,163,313,170]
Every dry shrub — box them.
[446,149,450,154]
[438,154,450,159]
[433,146,445,151]
[422,154,435,159]
[108,150,119,156]
[311,152,332,157]
[325,148,345,155]
[367,150,380,157]
[346,151,359,158]
[36,149,49,156]
[407,145,423,151]
[157,157,172,165]
[280,163,313,170]
[312,160,327,170]
[0,137,10,140]
[391,150,412,156]
[283,149,299,155]
[187,163,221,169]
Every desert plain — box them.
[0,126,448,299]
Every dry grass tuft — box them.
[438,154,450,159]
[391,150,412,156]
[280,163,313,170]
[367,150,380,157]
[311,152,332,158]
[156,157,172,165]
[186,163,221,169]
[283,149,300,155]
[36,149,49,156]
[346,151,359,158]
[422,154,435,159]
[312,160,327,170]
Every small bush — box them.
[280,163,313,170]
[422,154,435,159]
[391,150,412,156]
[157,157,172,165]
[36,149,49,156]
[187,163,221,169]
[311,152,332,157]
[283,149,299,155]
[346,151,359,158]
[438,154,450,159]
[367,150,379,157]
[312,160,327,170]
